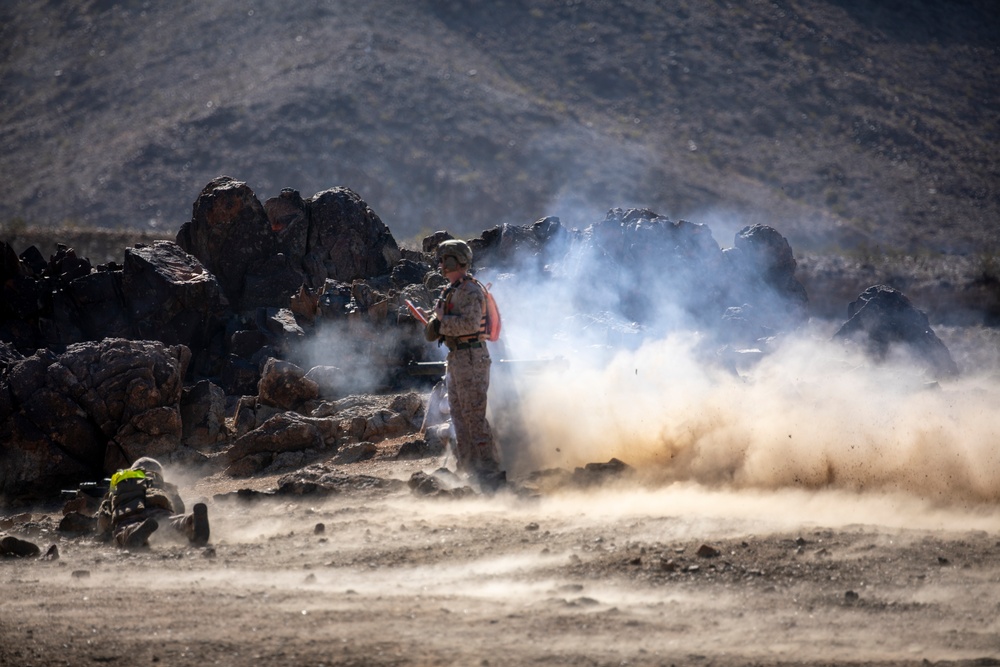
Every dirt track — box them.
[2,449,999,667]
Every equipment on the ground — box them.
[406,356,568,377]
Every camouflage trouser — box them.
[113,510,198,547]
[446,346,500,475]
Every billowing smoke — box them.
[293,317,423,396]
[470,212,1000,508]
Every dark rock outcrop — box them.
[224,412,337,477]
[0,339,189,503]
[177,176,305,311]
[257,358,320,410]
[466,216,575,272]
[1,238,228,368]
[177,179,403,312]
[265,187,310,260]
[464,210,807,348]
[303,186,402,286]
[723,223,809,331]
[122,240,227,350]
[833,284,959,378]
[180,379,229,449]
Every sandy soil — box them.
[2,442,999,667]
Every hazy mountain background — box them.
[1,0,997,256]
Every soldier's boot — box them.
[120,518,158,549]
[189,503,210,546]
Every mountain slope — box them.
[1,0,997,253]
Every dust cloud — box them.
[503,328,1000,511]
[474,212,1000,522]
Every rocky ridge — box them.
[0,178,962,506]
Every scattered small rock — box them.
[58,512,96,535]
[71,570,91,578]
[395,437,432,460]
[334,441,378,464]
[570,458,633,487]
[0,535,41,558]
[557,584,584,593]
[697,544,721,558]
[407,469,473,498]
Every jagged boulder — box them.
[264,187,309,260]
[180,379,229,449]
[722,224,808,330]
[254,307,307,357]
[257,358,320,410]
[833,284,959,378]
[66,268,132,342]
[390,258,432,289]
[0,339,190,504]
[569,208,727,327]
[122,240,226,352]
[466,216,575,272]
[1,242,46,352]
[302,187,402,286]
[176,176,304,310]
[223,412,339,477]
[303,365,345,399]
[1,243,108,351]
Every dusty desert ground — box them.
[2,448,1000,667]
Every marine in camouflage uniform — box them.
[424,240,504,489]
[96,457,210,548]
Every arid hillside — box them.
[1,0,997,254]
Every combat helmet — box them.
[437,239,473,270]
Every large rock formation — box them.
[303,186,402,285]
[0,238,227,372]
[122,240,227,351]
[833,284,959,379]
[0,339,189,504]
[177,176,305,311]
[463,210,808,348]
[224,391,425,478]
[177,179,403,311]
[0,176,967,506]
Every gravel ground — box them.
[3,447,999,667]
